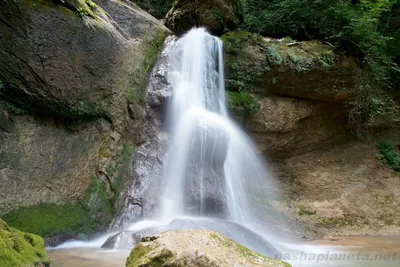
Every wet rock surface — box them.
[110,38,176,227]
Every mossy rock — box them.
[221,31,359,103]
[126,229,291,267]
[1,203,97,241]
[0,219,50,267]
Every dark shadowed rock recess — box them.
[165,0,243,35]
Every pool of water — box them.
[48,249,129,267]
[48,235,400,267]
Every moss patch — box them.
[126,244,152,267]
[315,214,368,229]
[377,140,400,171]
[221,31,265,92]
[1,203,96,238]
[227,91,259,114]
[221,30,342,97]
[0,219,50,267]
[128,28,167,105]
[83,178,114,224]
[209,233,292,267]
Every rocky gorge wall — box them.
[220,30,400,238]
[0,0,170,244]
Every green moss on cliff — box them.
[221,31,261,52]
[0,219,50,267]
[1,203,96,238]
[227,91,259,114]
[221,31,265,92]
[129,28,167,105]
[83,179,114,223]
[2,142,135,241]
[142,28,167,75]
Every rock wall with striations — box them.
[0,0,170,244]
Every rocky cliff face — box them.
[222,31,358,157]
[221,31,400,238]
[0,0,169,244]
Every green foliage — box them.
[349,76,398,131]
[221,31,261,52]
[212,8,225,26]
[76,7,88,17]
[242,0,400,126]
[0,219,50,267]
[228,91,259,114]
[222,32,265,93]
[2,203,97,238]
[132,0,174,19]
[378,140,400,171]
[265,47,282,66]
[73,0,97,19]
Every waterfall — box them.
[57,28,283,257]
[156,28,279,234]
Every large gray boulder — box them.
[126,229,291,267]
[102,218,279,258]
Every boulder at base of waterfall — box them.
[102,218,279,256]
[126,229,291,267]
[165,0,243,35]
[0,219,50,267]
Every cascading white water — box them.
[56,27,284,258]
[158,27,279,232]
